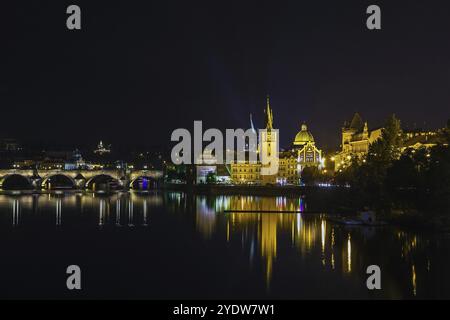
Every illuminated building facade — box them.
[333,113,382,171]
[230,98,322,185]
[333,113,448,171]
[230,160,261,184]
[277,151,300,185]
[291,123,322,168]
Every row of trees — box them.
[334,115,450,217]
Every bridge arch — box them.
[0,174,33,190]
[85,174,120,190]
[41,174,76,189]
[129,176,158,190]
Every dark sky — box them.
[2,1,450,151]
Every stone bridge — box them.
[0,169,163,190]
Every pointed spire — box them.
[250,113,256,133]
[265,95,273,129]
[363,121,369,138]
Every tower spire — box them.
[265,95,273,129]
[250,113,256,133]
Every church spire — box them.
[250,113,256,133]
[265,95,273,129]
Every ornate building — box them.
[230,97,323,185]
[230,160,261,184]
[292,123,322,168]
[333,113,448,171]
[333,113,382,171]
[277,150,299,185]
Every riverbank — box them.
[163,183,339,195]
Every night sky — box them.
[2,1,450,151]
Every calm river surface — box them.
[0,191,449,299]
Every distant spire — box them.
[250,113,256,133]
[363,121,369,138]
[265,95,273,129]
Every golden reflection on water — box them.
[331,228,335,270]
[321,220,326,266]
[347,233,352,273]
[396,230,429,297]
[195,195,330,286]
[193,195,434,295]
[0,193,442,297]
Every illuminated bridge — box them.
[0,169,163,190]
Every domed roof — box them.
[293,124,314,146]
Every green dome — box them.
[293,124,314,145]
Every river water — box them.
[0,192,449,299]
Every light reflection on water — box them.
[0,192,449,299]
[0,193,163,232]
[191,194,450,298]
